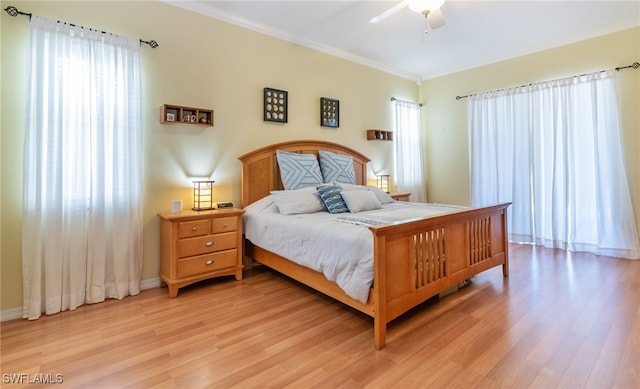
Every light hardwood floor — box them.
[1,244,638,388]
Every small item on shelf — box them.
[367,129,392,141]
[161,104,214,126]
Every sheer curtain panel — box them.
[394,100,427,202]
[469,70,640,259]
[22,16,144,319]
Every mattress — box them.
[243,195,465,303]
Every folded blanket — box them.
[335,215,388,227]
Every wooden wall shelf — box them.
[367,129,393,141]
[161,104,213,126]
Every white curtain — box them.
[469,70,640,259]
[22,16,144,319]
[394,100,427,202]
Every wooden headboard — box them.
[238,140,370,207]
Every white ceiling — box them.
[166,0,640,81]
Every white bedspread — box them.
[243,196,465,303]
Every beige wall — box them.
[421,27,640,238]
[0,1,417,312]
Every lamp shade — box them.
[377,175,390,194]
[192,180,215,211]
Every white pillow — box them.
[336,182,363,191]
[341,190,382,213]
[337,183,394,204]
[271,187,326,215]
[365,186,395,204]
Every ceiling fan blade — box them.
[426,7,446,29]
[369,1,408,24]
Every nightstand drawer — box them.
[177,249,239,278]
[177,219,210,238]
[177,232,238,258]
[212,216,238,233]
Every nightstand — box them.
[158,208,245,297]
[390,192,411,201]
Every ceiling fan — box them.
[369,0,446,30]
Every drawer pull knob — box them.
[205,241,214,247]
[191,227,197,231]
[205,259,214,265]
[223,223,229,228]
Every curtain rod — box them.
[390,97,423,107]
[455,61,640,100]
[3,5,159,48]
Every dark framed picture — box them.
[320,97,339,128]
[264,87,288,123]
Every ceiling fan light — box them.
[407,0,446,14]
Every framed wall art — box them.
[264,87,288,123]
[320,97,339,128]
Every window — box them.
[468,71,640,259]
[22,16,144,319]
[393,99,427,202]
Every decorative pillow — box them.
[337,183,394,204]
[316,184,349,214]
[336,183,364,191]
[271,187,326,215]
[365,186,395,204]
[276,150,323,190]
[341,190,383,213]
[318,150,356,184]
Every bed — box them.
[239,140,510,349]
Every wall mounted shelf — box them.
[161,104,213,126]
[367,129,393,141]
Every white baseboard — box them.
[1,307,23,322]
[1,277,162,322]
[140,277,161,290]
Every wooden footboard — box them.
[369,202,510,349]
[244,202,510,350]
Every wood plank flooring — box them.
[1,243,638,388]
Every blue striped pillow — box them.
[276,150,323,190]
[319,150,356,184]
[316,185,349,214]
